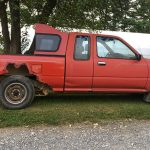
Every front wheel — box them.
[143,93,150,103]
[0,75,35,109]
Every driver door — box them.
[93,35,148,92]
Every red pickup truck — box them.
[0,24,150,109]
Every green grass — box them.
[0,93,150,127]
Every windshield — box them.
[135,45,150,59]
[101,31,150,59]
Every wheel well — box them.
[0,63,52,95]
[6,64,30,76]
[0,63,36,80]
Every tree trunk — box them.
[0,1,11,54]
[9,0,21,54]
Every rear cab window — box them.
[36,34,61,51]
[74,36,90,60]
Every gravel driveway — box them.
[0,120,150,150]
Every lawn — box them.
[0,93,150,127]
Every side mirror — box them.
[137,54,142,61]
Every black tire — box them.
[0,75,35,109]
[143,93,150,103]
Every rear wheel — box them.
[0,75,35,109]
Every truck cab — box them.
[65,32,147,93]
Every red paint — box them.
[0,55,65,91]
[0,24,150,94]
[65,33,93,91]
[31,65,42,74]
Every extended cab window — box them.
[74,36,90,60]
[36,34,61,51]
[97,37,136,59]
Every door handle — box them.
[97,61,106,66]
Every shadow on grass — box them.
[33,93,144,105]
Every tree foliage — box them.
[0,0,57,54]
[51,0,150,32]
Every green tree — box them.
[0,0,10,53]
[50,0,150,33]
[0,0,57,54]
[129,0,150,33]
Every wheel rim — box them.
[4,83,27,105]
